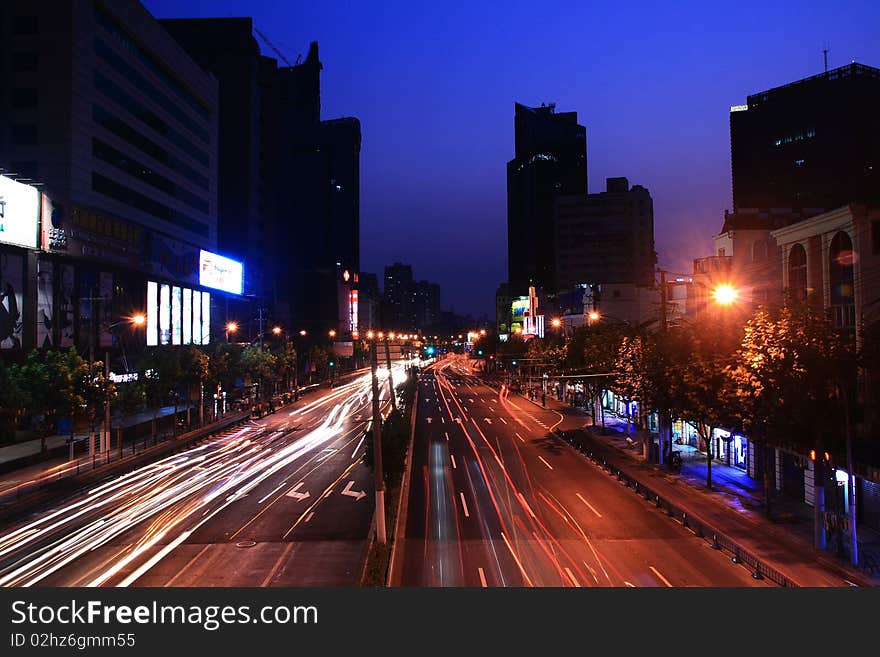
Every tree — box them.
[140,347,183,440]
[182,346,210,427]
[275,343,297,394]
[666,324,740,489]
[363,409,410,486]
[240,345,278,401]
[727,301,855,524]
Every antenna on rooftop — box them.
[823,42,829,73]
[254,27,294,67]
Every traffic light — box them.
[329,360,335,367]
[426,346,436,355]
[477,349,484,356]
[511,360,518,366]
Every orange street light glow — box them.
[588,311,600,321]
[226,322,238,333]
[272,326,282,335]
[366,330,375,339]
[329,329,337,338]
[712,284,738,305]
[131,313,146,326]
[299,329,307,336]
[551,318,561,328]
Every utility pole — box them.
[257,307,266,349]
[104,351,111,463]
[658,269,668,465]
[370,345,387,544]
[385,337,397,411]
[843,384,858,566]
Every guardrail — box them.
[558,429,799,587]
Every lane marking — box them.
[564,567,580,587]
[575,493,603,518]
[625,581,636,587]
[501,532,534,587]
[304,512,315,523]
[478,567,488,587]
[259,542,297,587]
[517,493,537,519]
[515,432,525,443]
[352,435,365,459]
[450,454,457,469]
[257,482,286,504]
[444,432,450,441]
[499,417,508,425]
[649,566,673,587]
[459,492,470,518]
[538,456,554,471]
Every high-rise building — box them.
[554,177,656,290]
[730,62,880,213]
[357,272,380,330]
[159,18,275,306]
[413,280,440,331]
[0,0,227,356]
[507,102,587,296]
[383,262,413,330]
[273,43,361,334]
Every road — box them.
[398,357,770,587]
[0,367,403,587]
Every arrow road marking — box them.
[484,418,492,425]
[286,482,311,501]
[341,480,367,501]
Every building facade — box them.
[730,62,880,213]
[0,0,239,363]
[554,177,656,291]
[507,102,586,296]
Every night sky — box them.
[144,0,880,319]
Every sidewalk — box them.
[514,388,880,587]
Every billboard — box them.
[0,174,39,248]
[199,250,243,295]
[511,297,529,320]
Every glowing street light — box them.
[272,326,282,336]
[712,284,738,305]
[299,329,307,336]
[329,329,337,338]
[551,318,561,328]
[131,313,146,327]
[367,330,375,340]
[588,311,600,322]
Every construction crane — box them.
[254,27,294,67]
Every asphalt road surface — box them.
[0,367,402,587]
[398,357,770,587]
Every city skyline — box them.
[144,0,880,317]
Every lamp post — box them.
[225,321,238,343]
[370,338,387,545]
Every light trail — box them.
[0,365,409,588]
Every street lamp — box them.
[328,329,337,338]
[299,329,307,337]
[272,326,282,336]
[225,321,238,343]
[711,284,738,306]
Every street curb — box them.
[386,380,419,586]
